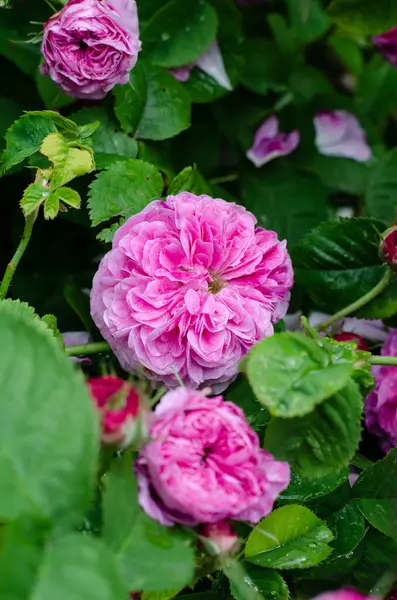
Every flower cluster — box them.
[90,192,293,390]
[136,387,290,526]
[41,0,140,99]
[365,330,397,452]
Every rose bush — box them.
[2,0,397,598]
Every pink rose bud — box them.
[201,521,240,556]
[365,330,397,452]
[90,192,293,391]
[41,0,141,99]
[135,387,290,526]
[88,376,140,446]
[246,115,300,167]
[314,111,372,163]
[333,332,369,352]
[373,26,397,69]
[312,590,375,600]
[380,226,397,269]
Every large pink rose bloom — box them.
[365,330,397,452]
[136,388,290,526]
[90,192,293,390]
[312,589,375,600]
[41,0,140,99]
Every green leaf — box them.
[241,167,330,250]
[142,0,218,67]
[52,186,81,209]
[102,454,195,592]
[286,0,329,43]
[245,332,354,418]
[225,376,269,433]
[265,380,363,477]
[71,107,138,169]
[1,113,56,174]
[0,524,126,600]
[306,155,370,195]
[279,469,349,505]
[0,300,99,526]
[20,182,49,216]
[353,448,397,539]
[241,38,287,95]
[168,166,196,195]
[35,69,75,110]
[222,559,265,600]
[327,0,397,35]
[293,218,387,312]
[114,62,191,141]
[229,563,289,600]
[141,591,183,600]
[365,149,397,224]
[27,110,81,136]
[245,505,334,569]
[44,190,60,220]
[40,133,95,189]
[349,529,397,592]
[328,34,364,76]
[325,504,366,562]
[88,159,164,226]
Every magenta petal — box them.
[247,116,300,167]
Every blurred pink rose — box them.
[169,41,232,90]
[312,590,374,600]
[246,115,300,167]
[365,330,397,452]
[41,0,140,99]
[373,26,397,68]
[88,375,141,445]
[90,192,293,391]
[136,388,290,526]
[314,111,371,162]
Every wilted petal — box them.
[247,115,300,167]
[62,331,91,347]
[196,40,232,91]
[168,65,194,82]
[314,110,371,163]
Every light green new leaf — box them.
[0,300,99,527]
[41,132,68,166]
[245,332,354,417]
[142,0,218,67]
[52,186,81,209]
[245,505,334,569]
[265,380,363,477]
[353,448,397,539]
[0,524,126,600]
[114,62,191,141]
[102,453,195,591]
[44,191,60,220]
[1,114,56,174]
[20,182,49,216]
[88,158,164,226]
[40,132,95,189]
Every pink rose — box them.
[314,111,371,163]
[41,0,140,99]
[88,375,141,445]
[90,192,293,391]
[312,590,375,600]
[373,26,397,68]
[246,115,300,167]
[365,330,397,452]
[135,388,290,526]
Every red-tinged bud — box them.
[87,376,143,447]
[380,226,397,269]
[200,521,240,557]
[334,332,369,352]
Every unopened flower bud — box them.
[380,226,397,269]
[201,521,240,556]
[87,376,143,447]
[333,332,369,352]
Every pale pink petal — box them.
[196,40,232,91]
[314,110,371,163]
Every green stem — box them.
[370,355,397,367]
[315,269,392,331]
[0,211,37,301]
[65,342,110,356]
[209,173,238,185]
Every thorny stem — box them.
[65,341,110,356]
[315,269,392,332]
[0,211,37,301]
